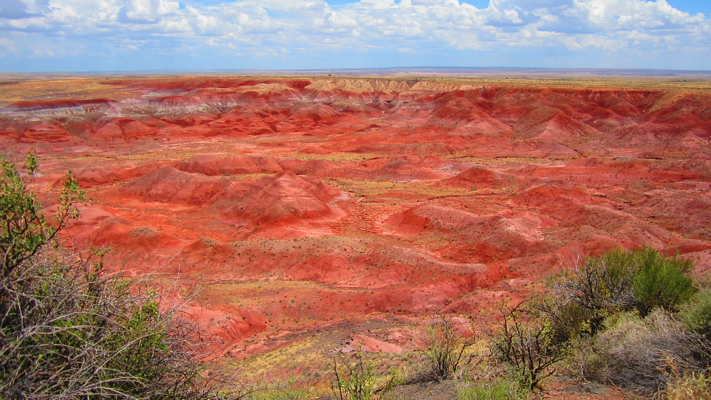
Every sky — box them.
[0,0,709,72]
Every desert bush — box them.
[0,152,80,277]
[678,286,711,340]
[331,352,398,400]
[491,302,568,391]
[421,316,472,382]
[0,154,230,399]
[581,309,708,396]
[535,295,594,348]
[332,352,377,400]
[543,247,696,344]
[631,247,695,315]
[544,250,638,342]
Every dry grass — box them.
[580,309,708,396]
[665,370,711,400]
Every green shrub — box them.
[678,286,711,339]
[0,154,229,399]
[0,152,83,278]
[331,352,378,400]
[243,377,314,400]
[535,295,596,347]
[631,247,695,315]
[491,302,568,391]
[422,316,472,382]
[543,247,696,345]
[331,351,399,400]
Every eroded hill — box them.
[1,76,710,388]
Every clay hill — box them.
[1,75,710,394]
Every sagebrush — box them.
[0,154,230,399]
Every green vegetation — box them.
[0,154,230,399]
[491,302,568,391]
[331,352,399,400]
[541,247,697,345]
[456,377,526,400]
[579,309,707,395]
[665,370,711,400]
[317,247,709,399]
[422,316,472,382]
[536,247,710,397]
[679,286,711,339]
[631,248,695,315]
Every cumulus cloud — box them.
[0,0,709,70]
[117,0,179,24]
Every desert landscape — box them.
[2,73,711,398]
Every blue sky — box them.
[0,0,709,73]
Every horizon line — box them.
[3,66,711,78]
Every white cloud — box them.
[117,0,179,23]
[0,0,709,70]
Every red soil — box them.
[4,77,711,377]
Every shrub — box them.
[535,294,596,347]
[581,309,708,396]
[678,286,711,339]
[331,352,397,400]
[0,152,83,278]
[421,316,472,382]
[631,247,695,315]
[0,154,229,399]
[543,247,696,344]
[491,302,568,391]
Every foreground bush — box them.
[581,309,708,396]
[679,286,711,340]
[492,302,568,391]
[631,247,695,315]
[0,155,228,399]
[331,351,399,400]
[543,247,696,345]
[422,316,472,382]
